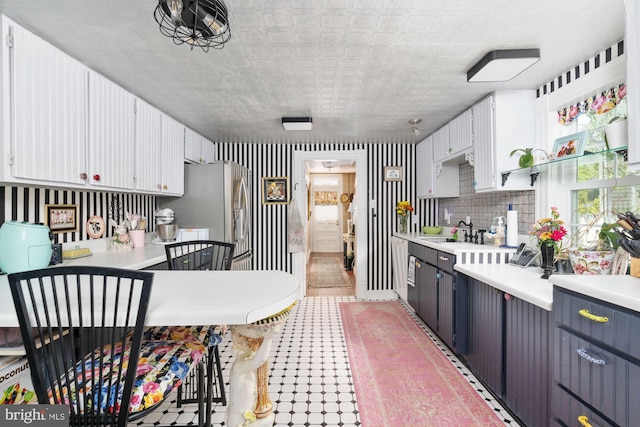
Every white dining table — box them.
[0,269,300,327]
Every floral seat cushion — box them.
[48,338,205,415]
[142,325,227,348]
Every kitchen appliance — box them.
[0,221,52,274]
[154,208,179,242]
[162,161,252,270]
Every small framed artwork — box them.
[384,166,403,181]
[262,176,289,205]
[45,204,79,233]
[86,215,106,239]
[552,131,586,161]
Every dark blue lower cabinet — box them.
[504,295,551,427]
[465,277,504,395]
[462,276,551,427]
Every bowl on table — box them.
[422,226,442,235]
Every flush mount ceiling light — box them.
[154,0,231,52]
[408,118,422,136]
[282,117,313,131]
[322,160,338,171]
[467,49,540,82]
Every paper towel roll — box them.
[506,210,518,247]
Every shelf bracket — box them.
[500,172,510,187]
[530,171,539,186]
[615,148,628,162]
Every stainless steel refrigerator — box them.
[162,161,252,270]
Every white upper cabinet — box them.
[627,0,640,167]
[416,136,434,198]
[201,137,215,163]
[87,71,136,189]
[161,115,185,196]
[3,17,87,185]
[448,109,473,157]
[416,135,459,199]
[134,98,163,193]
[185,128,215,164]
[432,125,451,162]
[472,91,536,192]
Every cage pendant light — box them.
[154,0,231,52]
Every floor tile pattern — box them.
[135,296,521,426]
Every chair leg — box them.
[206,349,214,427]
[198,359,205,427]
[213,345,226,406]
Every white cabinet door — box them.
[6,19,87,185]
[134,98,162,193]
[87,72,136,189]
[448,109,473,156]
[627,0,640,167]
[416,136,434,198]
[432,125,451,162]
[201,137,215,163]
[184,127,202,163]
[161,115,185,195]
[472,96,495,191]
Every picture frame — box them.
[45,204,79,233]
[262,176,289,205]
[552,131,586,161]
[384,166,403,182]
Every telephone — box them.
[509,243,539,268]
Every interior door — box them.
[311,175,342,252]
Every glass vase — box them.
[398,215,408,234]
[540,241,555,279]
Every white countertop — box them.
[455,263,553,311]
[455,263,640,313]
[394,232,516,255]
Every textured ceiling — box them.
[0,0,626,144]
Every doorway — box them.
[291,150,367,300]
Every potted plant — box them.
[566,221,617,275]
[510,148,549,168]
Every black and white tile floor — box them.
[134,296,519,426]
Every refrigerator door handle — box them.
[234,176,249,242]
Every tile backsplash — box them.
[437,163,534,236]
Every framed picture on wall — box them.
[551,131,586,161]
[384,166,403,181]
[262,176,289,205]
[45,204,79,233]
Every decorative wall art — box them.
[384,166,403,181]
[86,215,106,239]
[262,176,289,205]
[45,204,79,233]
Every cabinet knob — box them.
[157,184,162,190]
[163,184,168,190]
[93,174,101,181]
[80,173,88,180]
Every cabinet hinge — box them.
[6,27,13,48]
[8,153,14,166]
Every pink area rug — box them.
[340,301,504,426]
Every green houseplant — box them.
[510,148,549,168]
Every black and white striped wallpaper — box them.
[0,186,155,244]
[216,142,427,292]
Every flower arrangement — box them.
[530,207,567,252]
[396,201,414,217]
[451,226,459,241]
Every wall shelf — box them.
[500,146,628,187]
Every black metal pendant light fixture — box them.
[154,0,231,51]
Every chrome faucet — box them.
[457,220,474,242]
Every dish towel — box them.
[287,198,306,253]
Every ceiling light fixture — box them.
[154,0,231,52]
[322,160,338,171]
[467,49,540,82]
[408,118,422,136]
[282,117,313,131]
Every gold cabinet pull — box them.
[578,415,593,427]
[578,309,608,323]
